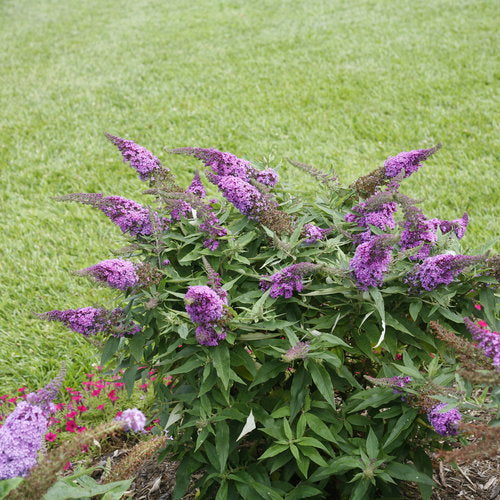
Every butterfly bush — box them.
[76,259,139,290]
[38,136,499,499]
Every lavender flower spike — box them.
[76,259,139,290]
[185,286,227,324]
[0,402,49,479]
[384,145,441,179]
[349,235,394,290]
[186,171,207,198]
[25,365,66,413]
[260,262,319,299]
[464,317,500,368]
[427,403,461,436]
[106,133,162,181]
[438,213,469,240]
[303,224,332,244]
[405,254,482,292]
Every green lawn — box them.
[0,0,498,392]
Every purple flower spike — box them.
[260,262,319,299]
[303,224,331,244]
[439,213,469,240]
[405,254,482,292]
[77,259,139,290]
[38,307,141,337]
[185,286,226,324]
[427,403,461,436]
[399,215,440,261]
[195,325,227,346]
[116,408,147,432]
[255,168,279,187]
[106,134,162,181]
[213,175,264,217]
[464,318,500,368]
[25,366,66,414]
[384,145,440,179]
[0,402,49,479]
[349,235,394,290]
[186,171,206,198]
[345,202,398,233]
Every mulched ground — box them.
[90,439,499,499]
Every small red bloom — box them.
[91,389,101,397]
[474,304,482,310]
[65,420,77,433]
[18,387,27,393]
[77,405,88,413]
[116,411,123,417]
[55,403,65,411]
[96,404,106,410]
[66,411,78,419]
[114,382,125,389]
[45,432,58,442]
[77,426,87,433]
[108,390,118,402]
[63,462,72,471]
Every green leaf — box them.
[385,462,435,486]
[259,443,289,460]
[101,336,121,365]
[290,368,309,420]
[309,456,362,481]
[369,288,385,347]
[308,361,336,409]
[250,359,284,388]
[129,330,146,362]
[285,484,323,500]
[283,418,293,440]
[168,356,203,375]
[212,344,231,390]
[348,389,398,413]
[215,421,230,473]
[0,478,23,498]
[296,436,328,452]
[409,301,422,321]
[305,413,338,442]
[122,365,138,397]
[383,408,418,450]
[172,457,201,500]
[480,287,499,331]
[365,428,379,458]
[215,480,228,500]
[298,446,328,466]
[350,478,372,500]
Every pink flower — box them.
[77,405,88,413]
[86,373,95,379]
[116,411,123,417]
[7,397,17,404]
[65,420,77,433]
[71,395,82,402]
[91,390,101,397]
[138,383,148,392]
[114,382,125,389]
[474,304,482,310]
[96,404,106,411]
[81,444,89,452]
[55,403,65,411]
[76,426,87,433]
[45,432,58,442]
[66,411,78,419]
[108,390,118,402]
[478,320,488,328]
[18,387,27,393]
[63,462,72,471]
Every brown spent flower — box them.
[286,158,338,189]
[350,166,387,198]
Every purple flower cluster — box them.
[283,342,310,362]
[106,134,162,180]
[438,213,469,240]
[427,403,461,436]
[93,195,164,236]
[464,317,500,368]
[388,375,412,395]
[384,146,439,179]
[254,168,280,187]
[349,235,394,290]
[186,171,206,198]
[260,262,318,299]
[115,408,147,432]
[170,147,279,186]
[345,201,398,234]
[405,254,481,291]
[303,224,331,244]
[39,307,141,337]
[212,175,264,217]
[185,285,227,346]
[77,259,139,290]
[0,402,49,479]
[399,215,440,260]
[25,367,66,414]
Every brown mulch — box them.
[89,439,498,499]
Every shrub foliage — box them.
[40,136,499,499]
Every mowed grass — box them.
[0,0,498,392]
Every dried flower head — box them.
[287,158,337,188]
[283,342,310,362]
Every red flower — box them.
[66,411,78,419]
[77,405,88,413]
[91,389,101,397]
[63,462,72,471]
[18,387,27,393]
[108,390,118,402]
[71,395,82,402]
[114,382,125,389]
[96,404,106,410]
[116,411,123,417]
[77,426,87,433]
[65,420,77,433]
[45,432,58,442]
[55,403,65,411]
[7,397,17,404]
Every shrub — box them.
[39,136,499,499]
